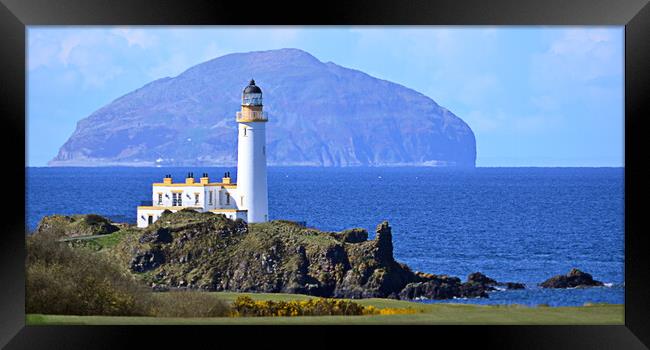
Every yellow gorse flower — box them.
[231,296,419,317]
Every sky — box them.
[27,26,624,167]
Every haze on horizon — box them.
[27,26,624,167]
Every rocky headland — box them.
[34,211,607,301]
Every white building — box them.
[136,80,269,228]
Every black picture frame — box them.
[2,0,648,348]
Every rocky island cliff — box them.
[50,48,475,167]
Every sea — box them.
[25,167,625,307]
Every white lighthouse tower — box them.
[235,79,269,222]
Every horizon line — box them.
[25,165,625,169]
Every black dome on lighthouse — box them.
[243,79,262,94]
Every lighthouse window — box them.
[262,146,266,156]
[209,191,213,205]
[243,128,247,137]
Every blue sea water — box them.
[25,167,624,306]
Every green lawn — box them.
[26,292,624,325]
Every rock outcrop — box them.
[539,269,604,288]
[35,214,119,238]
[468,272,525,291]
[35,211,527,300]
[399,275,466,300]
[398,271,524,300]
[330,228,368,244]
[116,211,420,298]
[111,211,526,299]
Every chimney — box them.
[163,174,172,184]
[185,172,195,184]
[200,172,209,184]
[222,171,231,184]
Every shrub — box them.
[376,307,418,315]
[83,214,110,226]
[26,232,154,316]
[232,296,373,317]
[231,296,419,317]
[27,229,233,317]
[152,291,230,317]
[81,214,120,235]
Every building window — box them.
[243,128,247,137]
[195,193,200,205]
[148,215,153,225]
[157,193,163,205]
[172,192,183,206]
[240,196,244,207]
[262,146,266,156]
[225,193,230,205]
[209,191,213,205]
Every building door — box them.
[148,216,153,225]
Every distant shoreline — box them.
[27,165,625,169]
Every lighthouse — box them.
[135,80,269,227]
[235,79,269,222]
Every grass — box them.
[88,230,132,249]
[60,229,135,252]
[26,291,624,325]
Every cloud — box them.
[58,33,126,88]
[531,28,622,89]
[350,27,499,61]
[27,32,59,70]
[464,110,500,133]
[201,42,223,62]
[147,52,193,79]
[511,114,562,133]
[266,27,300,43]
[111,28,158,48]
[145,42,225,79]
[465,109,562,134]
[347,27,502,100]
[527,27,623,132]
[548,29,612,57]
[57,36,82,65]
[29,28,151,88]
[457,73,502,106]
[530,95,561,111]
